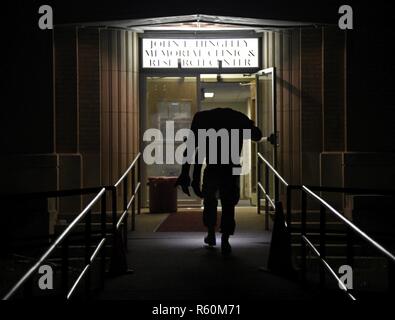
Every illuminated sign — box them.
[142,38,259,69]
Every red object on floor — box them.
[148,176,178,213]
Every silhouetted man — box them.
[176,108,262,254]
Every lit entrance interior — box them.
[142,74,259,206]
[199,74,257,205]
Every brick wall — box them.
[54,27,140,198]
[54,27,78,153]
[78,28,101,189]
[301,28,323,155]
[100,29,140,187]
[323,28,346,152]
[261,30,302,188]
[300,27,347,186]
[78,29,100,154]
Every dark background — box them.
[2,0,395,153]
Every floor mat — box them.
[155,210,220,232]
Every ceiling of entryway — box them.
[67,14,319,31]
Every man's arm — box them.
[175,112,200,196]
[241,113,262,142]
[251,123,263,142]
[191,153,203,198]
[237,111,262,141]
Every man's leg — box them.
[202,170,218,246]
[219,204,236,254]
[220,204,236,235]
[219,175,240,254]
[203,196,218,246]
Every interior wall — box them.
[201,101,246,112]
[146,78,198,121]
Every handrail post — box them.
[346,227,354,269]
[389,259,395,293]
[61,236,69,297]
[23,277,33,298]
[274,175,279,204]
[301,190,307,283]
[132,167,136,231]
[137,155,141,216]
[100,193,107,288]
[84,209,92,298]
[111,186,117,258]
[257,156,261,215]
[286,186,292,229]
[265,164,269,230]
[123,176,128,250]
[319,204,326,288]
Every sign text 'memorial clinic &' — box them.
[142,38,259,68]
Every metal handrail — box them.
[301,235,356,301]
[112,153,142,248]
[3,152,142,300]
[302,185,395,263]
[114,153,141,188]
[257,152,290,230]
[257,152,288,187]
[257,183,276,209]
[257,151,395,300]
[2,188,106,300]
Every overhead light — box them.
[204,92,214,98]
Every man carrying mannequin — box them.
[176,107,263,254]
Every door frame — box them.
[255,67,277,168]
[255,67,278,201]
[139,71,261,208]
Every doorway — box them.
[199,73,256,205]
[141,73,264,207]
[142,76,199,207]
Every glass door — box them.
[142,76,201,206]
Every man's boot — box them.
[204,227,216,246]
[221,233,232,255]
